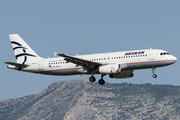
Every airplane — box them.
[4,34,177,85]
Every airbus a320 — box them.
[5,34,177,85]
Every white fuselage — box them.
[6,34,177,85]
[12,49,176,76]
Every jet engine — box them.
[109,70,134,78]
[99,64,121,74]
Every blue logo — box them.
[49,65,52,68]
[11,41,37,64]
[125,51,145,55]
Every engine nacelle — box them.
[109,70,134,79]
[99,64,121,74]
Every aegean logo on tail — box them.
[11,41,37,64]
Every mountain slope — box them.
[1,81,180,120]
[0,82,85,120]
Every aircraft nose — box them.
[172,55,177,63]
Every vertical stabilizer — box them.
[9,34,42,64]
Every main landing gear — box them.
[98,74,106,85]
[89,76,96,82]
[89,74,106,85]
[152,68,157,78]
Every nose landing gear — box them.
[152,68,157,78]
[153,74,157,78]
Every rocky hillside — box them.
[1,81,180,120]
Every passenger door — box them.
[38,60,44,70]
[149,49,154,60]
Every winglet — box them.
[53,52,58,56]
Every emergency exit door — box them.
[149,49,154,60]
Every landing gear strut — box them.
[98,74,106,85]
[89,68,106,85]
[89,69,96,83]
[89,74,106,85]
[152,68,157,78]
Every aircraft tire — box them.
[89,76,96,82]
[153,74,157,78]
[98,79,105,85]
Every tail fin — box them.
[9,34,42,64]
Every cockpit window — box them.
[160,52,170,55]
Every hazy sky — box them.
[0,1,179,100]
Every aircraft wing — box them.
[4,62,28,67]
[56,53,103,68]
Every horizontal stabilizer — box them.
[4,62,28,67]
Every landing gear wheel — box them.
[152,68,157,78]
[153,74,157,78]
[89,76,96,82]
[98,79,105,85]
